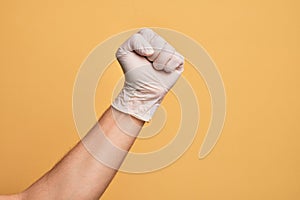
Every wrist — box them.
[112,90,163,122]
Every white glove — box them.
[112,28,184,122]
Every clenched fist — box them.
[112,28,184,121]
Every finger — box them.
[164,52,184,73]
[116,33,154,58]
[138,28,168,62]
[153,43,175,70]
[130,34,154,56]
[147,35,167,61]
[175,63,184,74]
[138,28,156,42]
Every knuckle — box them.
[152,36,166,49]
[174,52,184,64]
[165,43,175,53]
[115,47,127,58]
[130,34,141,47]
[139,28,155,35]
[131,33,141,40]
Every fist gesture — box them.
[112,28,184,121]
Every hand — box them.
[112,28,184,121]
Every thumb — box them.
[129,33,154,56]
[117,33,154,58]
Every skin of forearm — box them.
[18,106,144,200]
[0,28,181,200]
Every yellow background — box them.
[1,0,300,199]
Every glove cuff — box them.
[112,86,165,122]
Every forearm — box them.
[1,28,183,200]
[21,106,144,200]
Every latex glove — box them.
[112,28,184,121]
